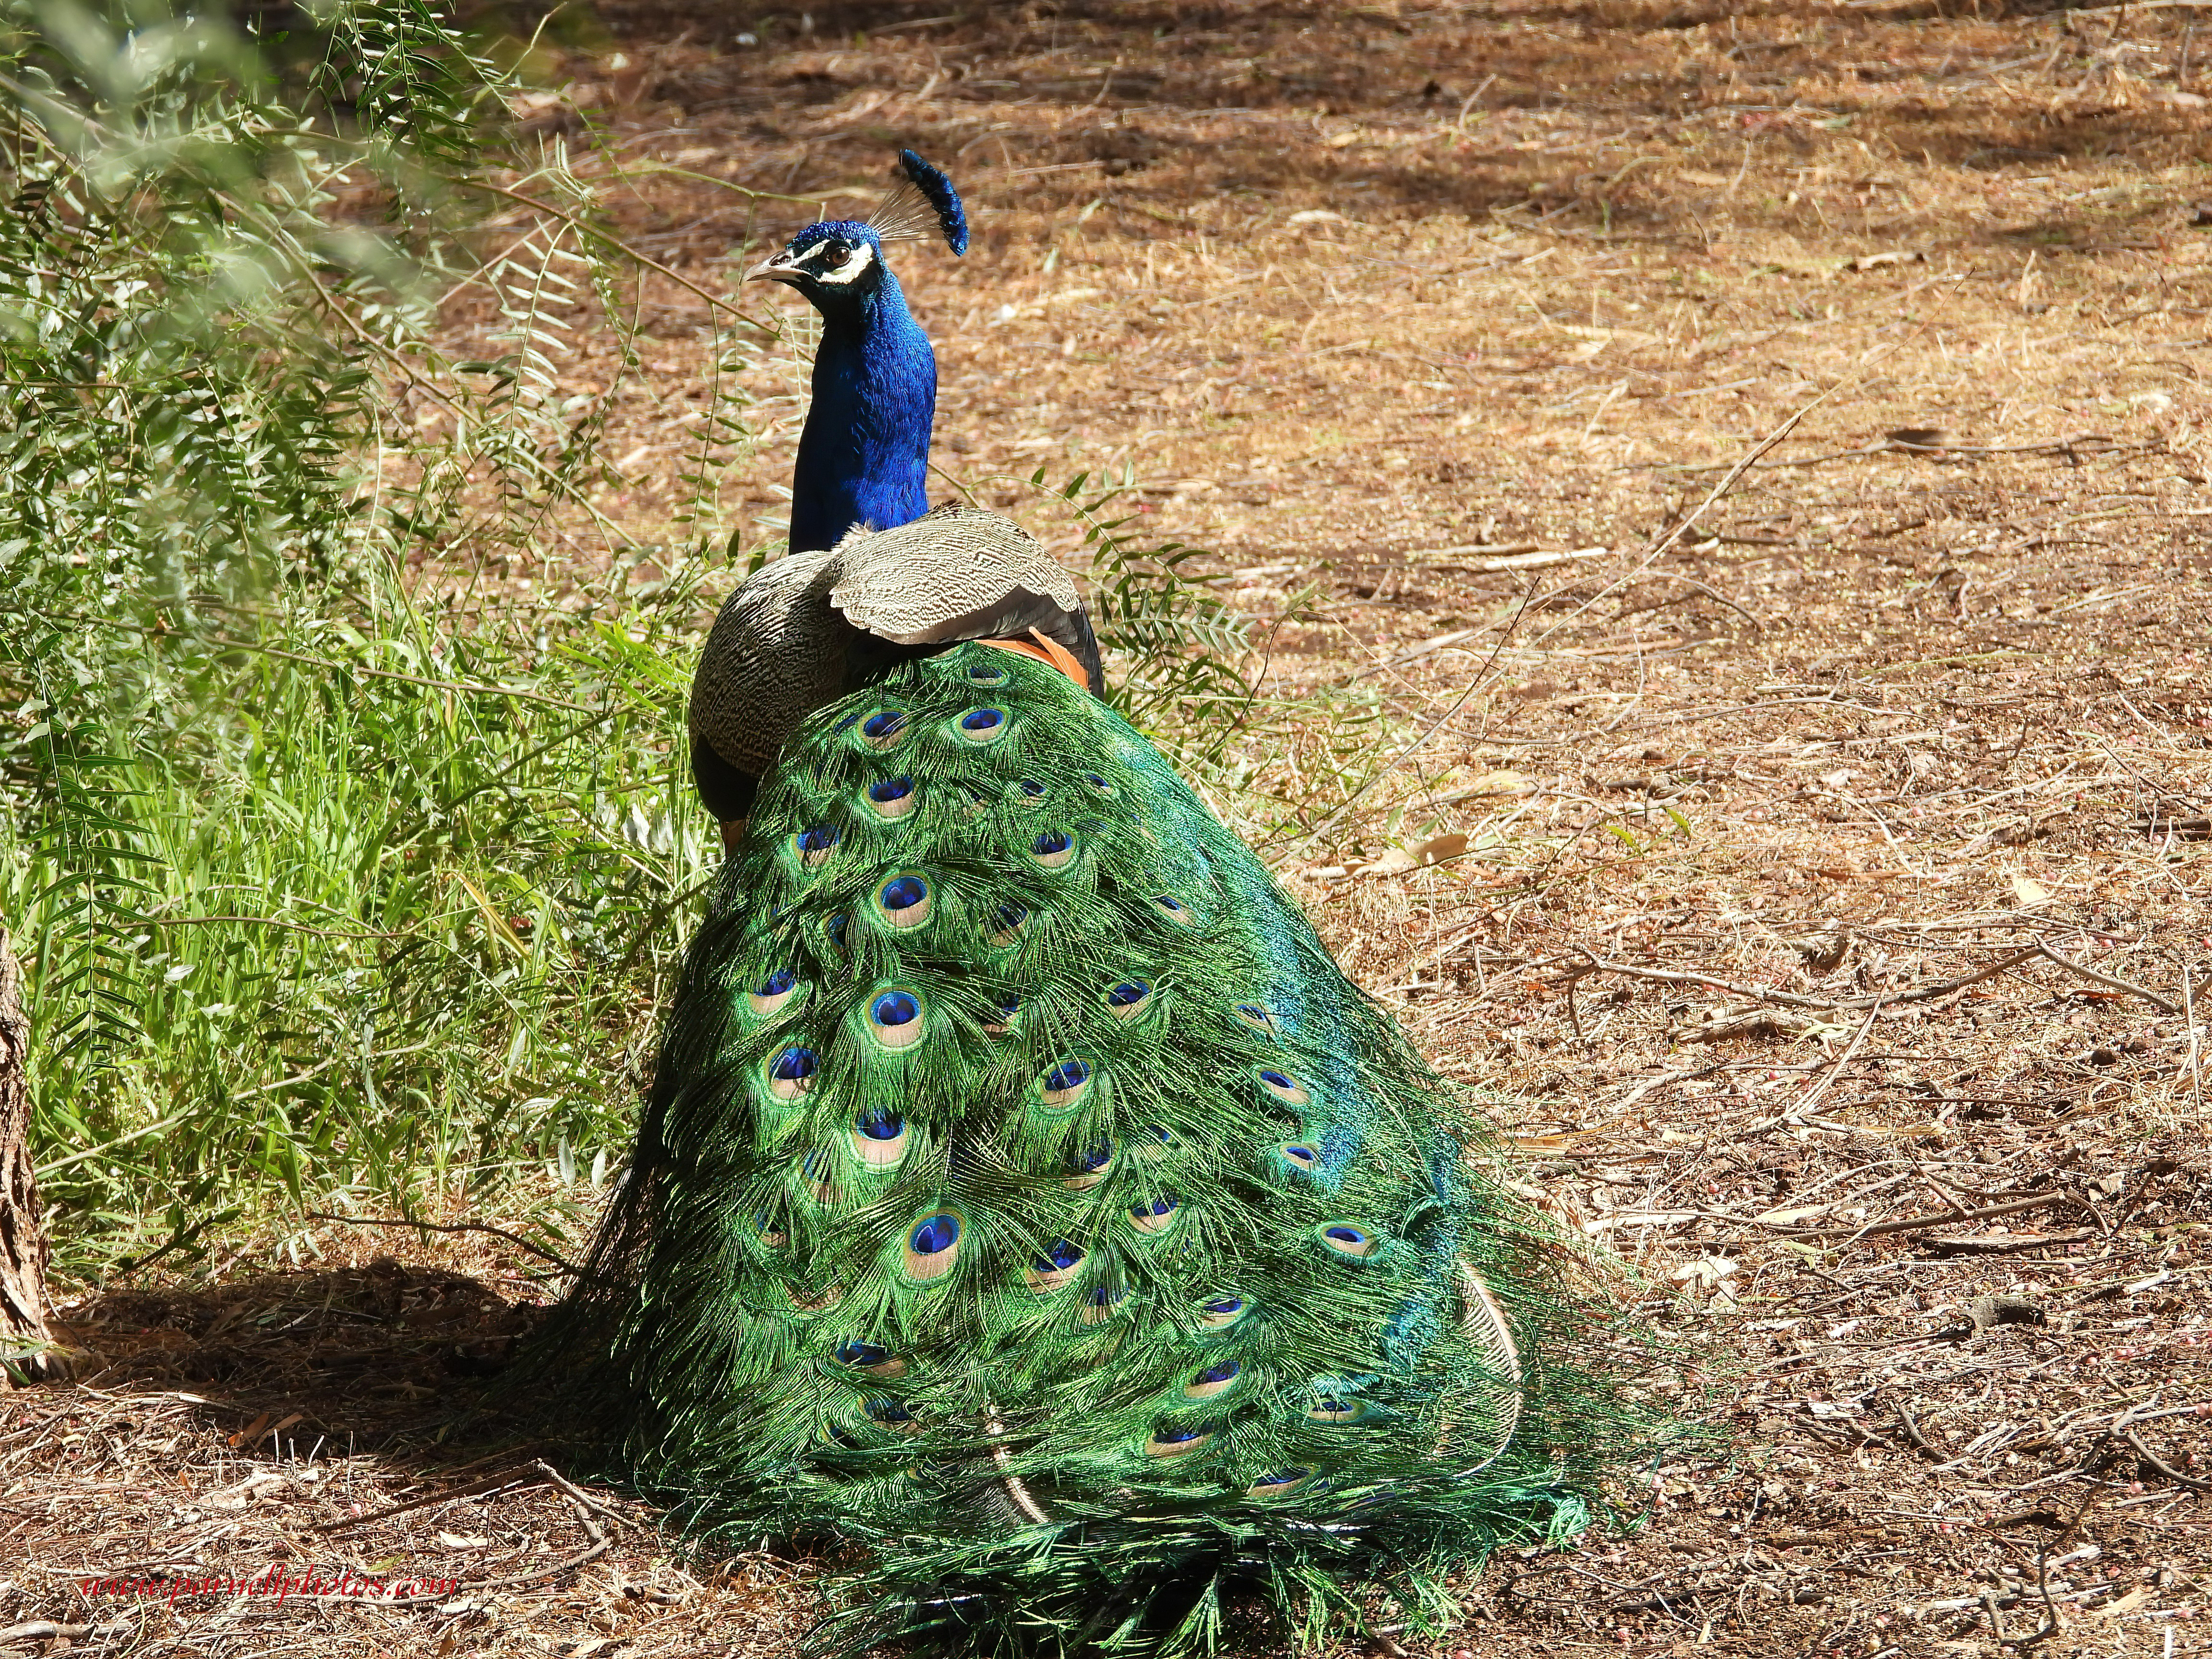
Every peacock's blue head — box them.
[748,221,892,319]
[744,150,966,325]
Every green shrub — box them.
[0,0,729,1268]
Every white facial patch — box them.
[810,240,876,287]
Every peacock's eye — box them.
[820,238,851,264]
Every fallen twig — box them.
[1563,946,2044,1013]
[312,1468,546,1535]
[1785,995,1885,1123]
[2125,1429,2210,1491]
[301,1212,581,1275]
[316,1463,609,1604]
[2031,942,2179,1013]
[1787,1189,2079,1242]
[1924,1229,2098,1257]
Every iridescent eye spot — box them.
[1153,895,1198,927]
[1143,1423,1214,1458]
[1064,1142,1112,1189]
[1026,1238,1084,1293]
[1038,1058,1093,1112]
[1308,1397,1371,1425]
[799,1149,840,1203]
[1084,772,1112,794]
[850,1108,909,1167]
[1232,1002,1276,1035]
[1016,779,1046,802]
[860,709,907,748]
[912,1216,958,1252]
[1248,1467,1311,1498]
[903,1212,962,1281]
[847,1343,906,1377]
[967,662,1008,685]
[1280,1143,1319,1172]
[957,707,1008,744]
[1032,830,1075,870]
[1183,1359,1242,1400]
[986,902,1029,947]
[766,1046,817,1100]
[866,1398,915,1429]
[866,775,918,819]
[1079,1283,1128,1324]
[788,1281,845,1314]
[1257,1069,1311,1106]
[748,969,801,1017]
[823,913,851,956]
[877,873,931,930]
[1129,1193,1180,1235]
[752,1211,787,1248]
[1106,978,1155,1020]
[794,824,838,867]
[1199,1296,1246,1329]
[868,989,925,1049]
[1321,1224,1379,1260]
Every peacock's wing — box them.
[547,641,1640,1652]
[688,549,844,786]
[828,503,1082,648]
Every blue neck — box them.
[787,269,937,554]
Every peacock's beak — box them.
[745,252,805,286]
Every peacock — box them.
[528,156,1642,1657]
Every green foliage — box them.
[1026,466,1253,746]
[0,0,723,1265]
[8,589,710,1245]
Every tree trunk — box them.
[0,921,57,1383]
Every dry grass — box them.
[8,1,2212,1654]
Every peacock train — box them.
[526,150,1646,1656]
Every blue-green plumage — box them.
[535,633,1644,1654]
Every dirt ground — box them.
[8,1,2212,1655]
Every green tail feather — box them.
[525,644,1658,1653]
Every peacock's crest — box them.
[869,147,969,255]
